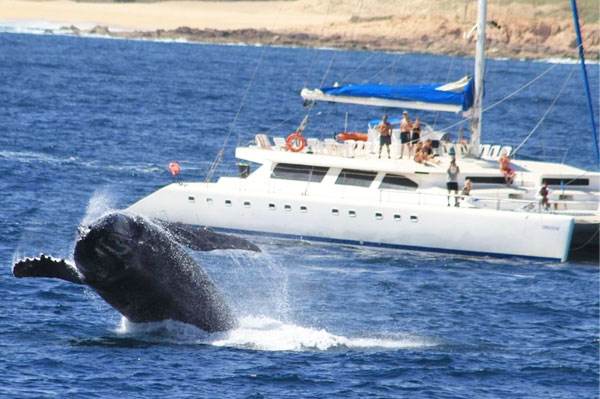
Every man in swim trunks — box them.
[446,158,460,207]
[400,111,412,159]
[377,114,393,159]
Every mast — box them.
[570,0,599,165]
[469,0,488,157]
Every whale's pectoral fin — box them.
[13,255,84,284]
[156,220,261,252]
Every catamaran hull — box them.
[129,183,575,262]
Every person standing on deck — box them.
[377,114,393,159]
[537,181,551,210]
[447,158,460,207]
[400,111,412,159]
[410,117,421,157]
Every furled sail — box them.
[301,76,473,113]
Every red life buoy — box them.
[169,162,180,176]
[286,133,306,152]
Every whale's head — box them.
[74,213,150,287]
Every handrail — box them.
[377,188,599,213]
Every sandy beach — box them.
[1,0,598,59]
[0,0,352,31]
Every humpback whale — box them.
[13,212,260,332]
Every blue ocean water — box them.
[0,32,598,398]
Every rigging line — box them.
[341,52,376,82]
[204,46,268,183]
[512,64,577,157]
[319,0,364,87]
[482,62,559,114]
[264,107,310,134]
[569,227,599,252]
[363,62,395,83]
[303,0,335,89]
[438,62,560,133]
[433,56,457,129]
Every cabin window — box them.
[244,201,251,208]
[331,208,339,216]
[543,178,589,187]
[188,196,195,203]
[379,174,418,190]
[410,215,418,223]
[269,203,276,210]
[394,214,401,221]
[284,204,292,212]
[300,206,308,213]
[335,169,377,187]
[206,198,213,204]
[225,200,232,207]
[375,212,383,220]
[466,176,506,184]
[349,210,356,218]
[271,163,328,182]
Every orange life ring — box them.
[337,132,368,141]
[286,133,306,152]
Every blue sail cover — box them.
[320,79,473,111]
[301,77,474,113]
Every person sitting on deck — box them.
[377,114,393,159]
[421,139,440,165]
[413,141,424,163]
[461,179,472,199]
[499,154,515,185]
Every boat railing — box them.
[252,135,573,165]
[378,188,599,214]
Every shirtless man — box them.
[400,111,412,159]
[377,114,393,159]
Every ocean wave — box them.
[0,149,170,174]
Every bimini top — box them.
[301,76,473,113]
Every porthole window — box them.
[206,198,213,204]
[331,209,339,216]
[188,196,195,203]
[375,212,383,220]
[269,203,276,210]
[284,204,292,211]
[410,215,418,223]
[244,201,251,208]
[349,210,356,218]
[300,206,308,213]
[394,214,401,221]
[225,200,232,207]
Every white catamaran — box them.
[129,0,599,262]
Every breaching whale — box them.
[13,212,260,333]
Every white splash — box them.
[80,189,117,227]
[116,315,436,352]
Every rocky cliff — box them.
[74,0,599,60]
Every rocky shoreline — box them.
[66,21,598,61]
